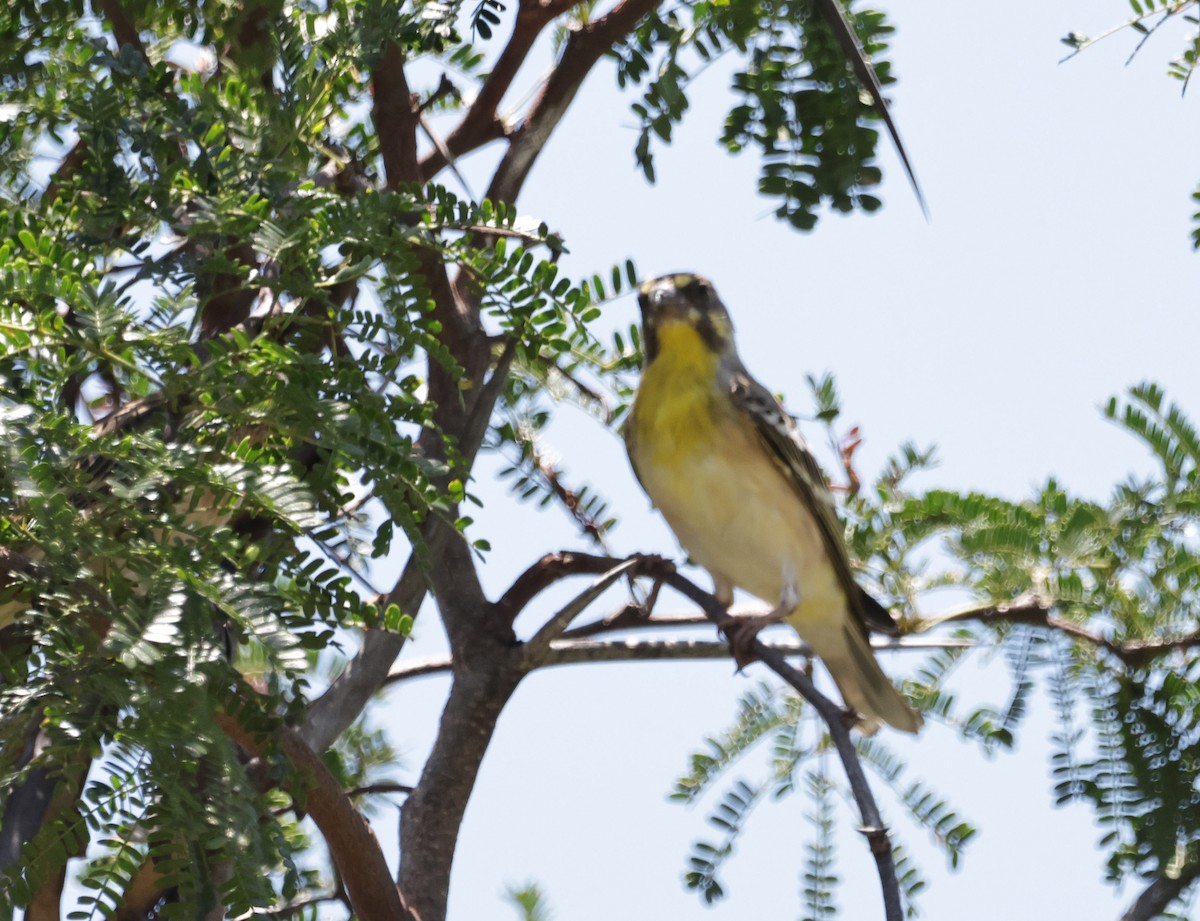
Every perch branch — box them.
[631,556,903,921]
[385,634,973,684]
[487,550,905,921]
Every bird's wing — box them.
[621,410,650,499]
[727,366,898,636]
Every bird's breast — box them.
[630,366,844,620]
[628,326,725,468]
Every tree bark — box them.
[1118,865,1200,921]
[397,639,524,921]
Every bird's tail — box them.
[825,624,923,735]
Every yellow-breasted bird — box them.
[624,273,922,734]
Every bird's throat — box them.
[632,322,723,465]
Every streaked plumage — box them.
[625,273,921,734]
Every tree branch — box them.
[418,31,527,180]
[112,856,166,921]
[20,752,90,921]
[25,854,67,921]
[486,0,660,204]
[922,596,1200,668]
[386,634,974,684]
[1119,863,1200,921]
[396,642,524,921]
[216,709,410,921]
[301,337,516,752]
[42,140,89,206]
[388,638,754,684]
[373,41,421,188]
[561,606,709,638]
[262,890,344,921]
[462,336,520,463]
[347,782,415,799]
[418,0,582,181]
[483,550,904,920]
[301,553,426,752]
[98,0,146,57]
[495,550,642,624]
[522,558,640,659]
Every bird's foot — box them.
[718,614,767,670]
[718,602,792,671]
[718,580,798,670]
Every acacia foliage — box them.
[8,0,1199,916]
[668,379,1200,916]
[1062,0,1200,246]
[0,0,913,914]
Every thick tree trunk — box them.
[398,641,524,921]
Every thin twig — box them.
[1123,7,1183,66]
[506,427,610,546]
[420,113,476,200]
[347,782,415,798]
[262,890,344,920]
[561,606,709,638]
[642,560,904,921]
[523,558,640,658]
[549,359,613,423]
[307,536,385,597]
[459,224,564,246]
[1059,2,1191,63]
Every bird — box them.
[623,272,922,734]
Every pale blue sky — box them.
[376,2,1200,920]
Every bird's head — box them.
[636,272,735,364]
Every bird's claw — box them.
[718,615,763,671]
[719,604,791,672]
